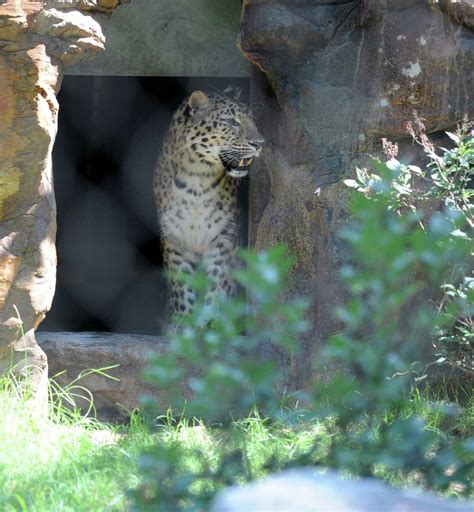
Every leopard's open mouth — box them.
[221,157,254,178]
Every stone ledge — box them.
[37,331,169,422]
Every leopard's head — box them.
[180,88,264,178]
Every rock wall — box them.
[66,0,250,77]
[0,0,126,398]
[240,0,474,386]
[0,0,472,402]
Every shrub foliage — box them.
[131,125,473,511]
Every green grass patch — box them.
[0,378,151,511]
[0,374,331,511]
[0,374,471,511]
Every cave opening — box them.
[40,76,250,335]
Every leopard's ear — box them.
[188,90,211,112]
[223,85,242,101]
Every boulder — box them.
[37,331,169,422]
[0,0,128,401]
[239,0,474,386]
[211,469,473,512]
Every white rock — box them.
[211,469,473,512]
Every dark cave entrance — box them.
[40,76,250,335]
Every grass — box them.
[0,374,152,512]
[151,410,332,477]
[0,373,472,511]
[0,373,332,511]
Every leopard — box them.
[153,87,264,326]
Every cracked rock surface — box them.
[0,0,126,399]
[240,0,473,386]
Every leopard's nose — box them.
[249,139,264,150]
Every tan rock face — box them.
[240,0,474,386]
[0,0,126,398]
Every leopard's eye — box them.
[224,118,240,128]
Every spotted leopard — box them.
[154,88,263,325]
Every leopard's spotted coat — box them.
[154,89,263,324]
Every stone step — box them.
[37,331,170,422]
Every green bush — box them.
[345,122,473,374]
[142,245,308,423]
[131,246,309,510]
[131,126,473,511]
[307,123,473,492]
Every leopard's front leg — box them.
[203,241,237,307]
[163,240,198,327]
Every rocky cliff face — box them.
[239,0,474,385]
[0,0,126,398]
[0,0,472,401]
